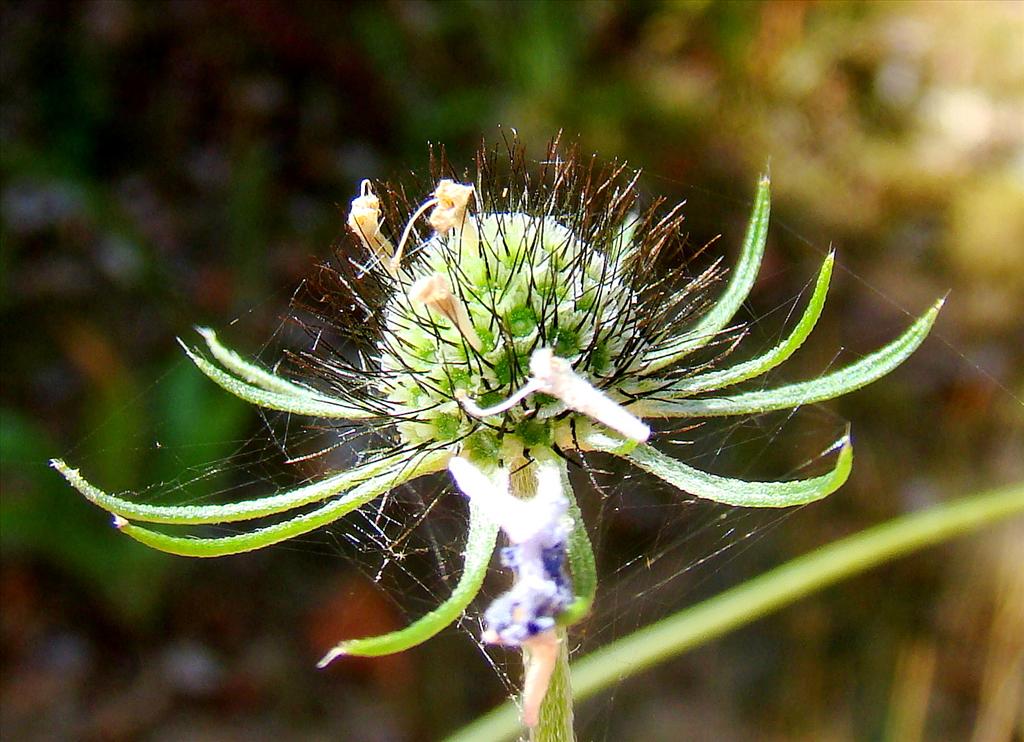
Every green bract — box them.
[52,141,941,721]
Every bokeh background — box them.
[2,2,1022,740]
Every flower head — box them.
[52,137,941,727]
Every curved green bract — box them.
[640,299,943,418]
[50,453,401,525]
[585,428,852,508]
[640,174,771,375]
[554,458,597,626]
[114,451,449,557]
[317,498,500,664]
[560,492,597,626]
[181,341,378,419]
[655,252,834,397]
[197,327,321,397]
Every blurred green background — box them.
[2,2,1022,740]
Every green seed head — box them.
[381,211,638,449]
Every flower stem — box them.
[530,626,574,742]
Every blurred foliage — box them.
[2,1,1022,740]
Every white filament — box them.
[389,179,478,273]
[455,381,542,418]
[457,348,650,442]
[390,196,438,273]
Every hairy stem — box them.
[508,455,576,742]
[445,482,1024,742]
[532,627,574,742]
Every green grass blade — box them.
[317,498,500,664]
[655,252,834,397]
[641,174,771,375]
[181,341,378,419]
[113,451,449,557]
[640,299,943,418]
[51,453,401,525]
[197,327,320,397]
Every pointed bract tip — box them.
[195,326,215,340]
[49,458,78,479]
[317,647,346,669]
[822,431,852,458]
